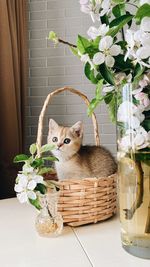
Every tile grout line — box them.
[71,227,94,267]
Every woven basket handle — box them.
[36,87,100,157]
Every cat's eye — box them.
[52,137,58,142]
[64,138,71,144]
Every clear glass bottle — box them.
[117,83,150,259]
[35,191,63,237]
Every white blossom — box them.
[100,0,113,16]
[93,36,121,67]
[80,0,101,22]
[119,127,150,152]
[27,180,37,190]
[125,27,150,68]
[140,17,150,32]
[115,73,132,85]
[17,192,28,204]
[80,53,95,69]
[117,101,145,129]
[103,85,114,93]
[14,164,44,204]
[133,89,150,109]
[87,24,109,40]
[79,0,114,22]
[23,164,34,173]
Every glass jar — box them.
[117,83,150,259]
[35,191,63,237]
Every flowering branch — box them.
[14,143,58,210]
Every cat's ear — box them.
[70,121,83,137]
[49,119,59,131]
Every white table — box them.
[0,198,149,267]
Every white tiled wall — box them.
[27,0,117,155]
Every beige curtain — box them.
[0,0,28,198]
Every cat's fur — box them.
[47,119,117,180]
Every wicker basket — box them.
[36,87,117,227]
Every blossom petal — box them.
[87,24,109,40]
[140,17,150,32]
[14,184,23,193]
[125,30,134,49]
[17,192,28,203]
[80,54,89,63]
[141,33,150,46]
[130,116,141,129]
[34,175,44,184]
[27,180,37,190]
[109,45,121,56]
[99,36,113,51]
[87,26,99,40]
[17,174,28,187]
[93,52,105,65]
[136,46,150,59]
[103,86,114,93]
[105,55,115,67]
[27,191,37,200]
[23,164,34,173]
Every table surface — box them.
[0,198,149,267]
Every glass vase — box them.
[35,191,63,237]
[117,83,150,259]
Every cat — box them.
[47,119,117,180]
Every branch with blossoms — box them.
[48,0,150,228]
[49,0,150,118]
[14,143,58,210]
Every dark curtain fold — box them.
[0,0,28,199]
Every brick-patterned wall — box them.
[27,0,117,155]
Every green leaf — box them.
[133,64,145,84]
[84,62,99,84]
[43,156,58,162]
[13,154,29,163]
[40,144,55,153]
[135,4,150,24]
[35,183,47,195]
[99,64,115,85]
[134,152,150,162]
[116,40,127,50]
[32,158,44,168]
[29,143,37,155]
[29,197,41,210]
[109,14,133,28]
[87,98,102,116]
[70,46,79,57]
[77,35,91,54]
[112,4,125,18]
[104,92,114,105]
[38,167,54,175]
[114,55,133,72]
[108,93,117,123]
[141,119,150,132]
[95,79,104,100]
[101,14,109,25]
[107,14,133,37]
[92,36,101,49]
[112,0,125,3]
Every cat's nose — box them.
[57,143,63,148]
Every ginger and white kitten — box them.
[47,119,117,180]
